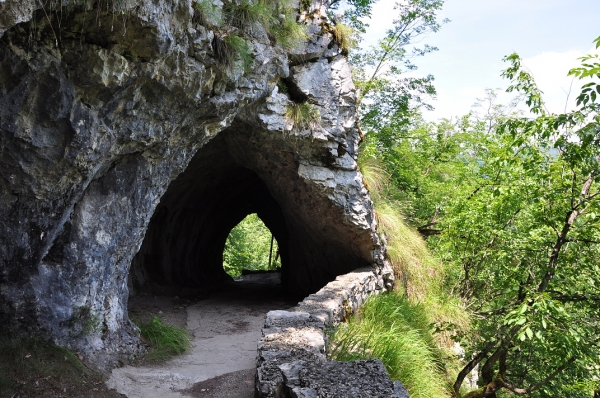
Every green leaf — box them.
[525,327,533,340]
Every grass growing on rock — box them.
[212,33,253,74]
[358,154,444,299]
[194,0,307,51]
[223,0,276,32]
[193,0,224,28]
[332,152,470,398]
[286,102,320,131]
[135,316,191,363]
[271,11,308,50]
[332,23,356,54]
[329,292,452,398]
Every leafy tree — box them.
[354,0,448,133]
[353,0,453,235]
[362,112,490,236]
[329,0,376,33]
[439,40,600,397]
[222,214,281,277]
[359,33,600,396]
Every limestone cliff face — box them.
[0,0,392,368]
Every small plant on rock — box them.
[195,0,309,76]
[332,23,356,55]
[271,13,308,50]
[285,102,321,131]
[223,0,275,33]
[69,305,101,337]
[213,33,253,73]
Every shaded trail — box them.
[107,273,295,397]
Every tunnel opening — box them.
[222,213,282,278]
[129,121,374,300]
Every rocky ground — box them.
[107,272,295,398]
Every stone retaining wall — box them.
[256,267,409,398]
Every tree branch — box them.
[499,357,575,395]
[538,173,594,293]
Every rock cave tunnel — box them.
[129,121,375,299]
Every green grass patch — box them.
[342,152,470,398]
[329,292,452,398]
[136,316,190,363]
[358,154,445,300]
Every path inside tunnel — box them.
[106,273,296,398]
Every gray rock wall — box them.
[0,0,393,370]
[256,268,408,398]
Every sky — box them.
[361,0,600,121]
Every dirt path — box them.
[106,273,295,398]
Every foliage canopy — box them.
[357,30,600,397]
[222,214,281,277]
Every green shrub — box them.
[136,316,190,363]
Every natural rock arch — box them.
[0,0,393,369]
[131,123,378,297]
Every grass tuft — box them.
[213,34,253,74]
[358,153,443,300]
[196,0,308,72]
[375,200,440,299]
[223,0,275,32]
[332,23,356,54]
[222,0,307,50]
[286,102,320,131]
[271,14,308,50]
[136,316,190,363]
[357,155,389,201]
[329,292,452,398]
[345,150,470,398]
